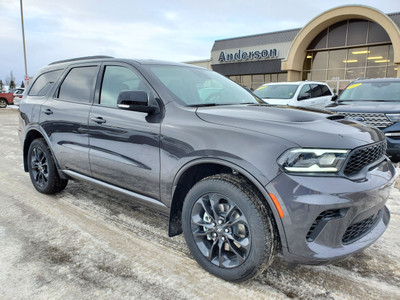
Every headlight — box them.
[277,148,349,173]
[386,114,400,122]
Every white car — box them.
[254,81,334,109]
[13,88,25,106]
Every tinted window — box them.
[347,20,368,46]
[308,29,328,49]
[58,66,98,103]
[368,22,390,44]
[28,70,62,96]
[327,21,347,48]
[310,84,323,97]
[320,85,332,96]
[100,66,151,107]
[298,84,311,100]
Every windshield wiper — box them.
[188,102,257,107]
[187,103,220,107]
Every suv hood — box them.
[326,101,400,113]
[196,105,384,149]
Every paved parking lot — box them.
[1,108,399,299]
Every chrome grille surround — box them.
[339,112,393,128]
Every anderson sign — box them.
[218,48,278,63]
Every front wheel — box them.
[182,174,278,282]
[27,138,68,194]
[0,98,7,108]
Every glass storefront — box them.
[302,19,397,93]
[229,73,287,90]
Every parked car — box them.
[13,88,25,106]
[0,92,14,108]
[19,57,396,282]
[326,78,400,163]
[254,81,333,109]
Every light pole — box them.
[20,0,28,86]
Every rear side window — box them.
[320,85,332,96]
[57,66,98,103]
[310,84,323,97]
[28,70,62,96]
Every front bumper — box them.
[266,158,396,265]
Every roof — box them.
[212,28,300,51]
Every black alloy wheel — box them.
[31,145,49,188]
[28,138,68,194]
[182,173,278,282]
[190,192,251,268]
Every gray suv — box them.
[18,56,397,282]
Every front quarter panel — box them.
[158,102,295,207]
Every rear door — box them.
[40,64,99,176]
[88,63,161,200]
[318,84,333,108]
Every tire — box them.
[182,173,278,282]
[0,98,7,108]
[27,138,68,194]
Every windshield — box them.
[146,65,261,106]
[339,81,400,102]
[253,84,298,99]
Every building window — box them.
[304,18,394,82]
[229,73,287,90]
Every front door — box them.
[88,64,161,200]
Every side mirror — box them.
[331,95,338,101]
[298,93,310,100]
[117,91,157,114]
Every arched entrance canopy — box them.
[282,5,400,81]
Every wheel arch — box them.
[168,158,285,249]
[23,129,66,179]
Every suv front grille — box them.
[339,112,393,129]
[342,210,381,245]
[343,141,387,176]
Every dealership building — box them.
[189,5,400,93]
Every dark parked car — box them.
[18,57,397,282]
[326,78,400,163]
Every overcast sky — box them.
[0,0,399,86]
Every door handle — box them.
[43,108,53,115]
[90,116,106,124]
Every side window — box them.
[298,84,311,100]
[320,84,332,96]
[28,70,63,96]
[100,66,151,107]
[310,84,323,98]
[57,66,98,103]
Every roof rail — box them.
[49,55,114,65]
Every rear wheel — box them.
[28,138,68,194]
[0,98,7,108]
[182,174,278,282]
